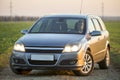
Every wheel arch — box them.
[107,43,110,51]
[83,44,93,57]
[106,40,110,48]
[87,48,91,52]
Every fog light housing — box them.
[69,60,77,65]
[13,58,26,64]
[60,60,77,65]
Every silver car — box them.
[10,14,110,76]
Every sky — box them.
[0,0,120,17]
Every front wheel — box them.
[73,50,94,76]
[9,55,32,75]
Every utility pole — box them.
[10,0,12,21]
[101,0,104,19]
[80,0,83,14]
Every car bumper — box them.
[11,50,85,70]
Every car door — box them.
[91,18,106,61]
[87,18,101,62]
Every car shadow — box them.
[21,64,108,77]
[25,70,75,77]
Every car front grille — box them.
[25,47,63,53]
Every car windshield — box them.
[29,17,86,34]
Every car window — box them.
[88,19,95,32]
[92,18,102,31]
[98,18,106,30]
[31,19,43,32]
[30,17,86,34]
[66,19,85,33]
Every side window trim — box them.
[88,18,96,33]
[92,18,102,31]
[96,19,103,31]
[91,19,96,30]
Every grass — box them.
[105,22,120,67]
[0,21,34,67]
[0,21,120,68]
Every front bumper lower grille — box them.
[28,59,57,65]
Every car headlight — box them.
[63,43,81,52]
[13,43,25,52]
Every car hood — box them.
[19,33,84,47]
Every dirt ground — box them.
[0,64,120,80]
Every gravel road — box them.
[0,64,120,80]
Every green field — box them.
[0,21,120,68]
[105,21,120,67]
[0,21,34,67]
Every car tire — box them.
[98,48,110,69]
[9,55,32,75]
[73,50,94,76]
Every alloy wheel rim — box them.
[81,53,93,73]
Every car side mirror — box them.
[90,31,101,36]
[21,30,28,34]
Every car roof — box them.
[43,14,89,19]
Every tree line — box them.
[0,16,39,21]
[0,16,120,21]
